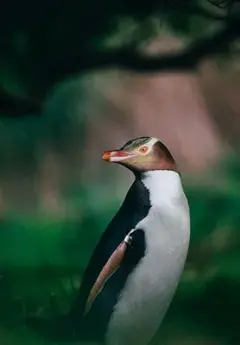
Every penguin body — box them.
[27,137,190,345]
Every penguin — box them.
[27,136,190,345]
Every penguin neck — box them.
[139,170,184,207]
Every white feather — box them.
[106,171,190,345]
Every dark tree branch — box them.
[207,0,232,9]
[0,10,239,117]
[166,2,229,20]
[49,18,240,80]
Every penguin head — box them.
[102,136,177,174]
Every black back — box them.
[69,178,150,340]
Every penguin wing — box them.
[84,228,146,316]
[69,212,130,320]
[84,238,129,315]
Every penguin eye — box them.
[139,146,148,154]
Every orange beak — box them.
[102,150,133,162]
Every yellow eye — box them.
[139,146,148,153]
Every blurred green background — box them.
[0,1,240,344]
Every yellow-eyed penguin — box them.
[27,136,190,345]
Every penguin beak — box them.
[102,150,135,163]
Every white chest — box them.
[106,171,190,345]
